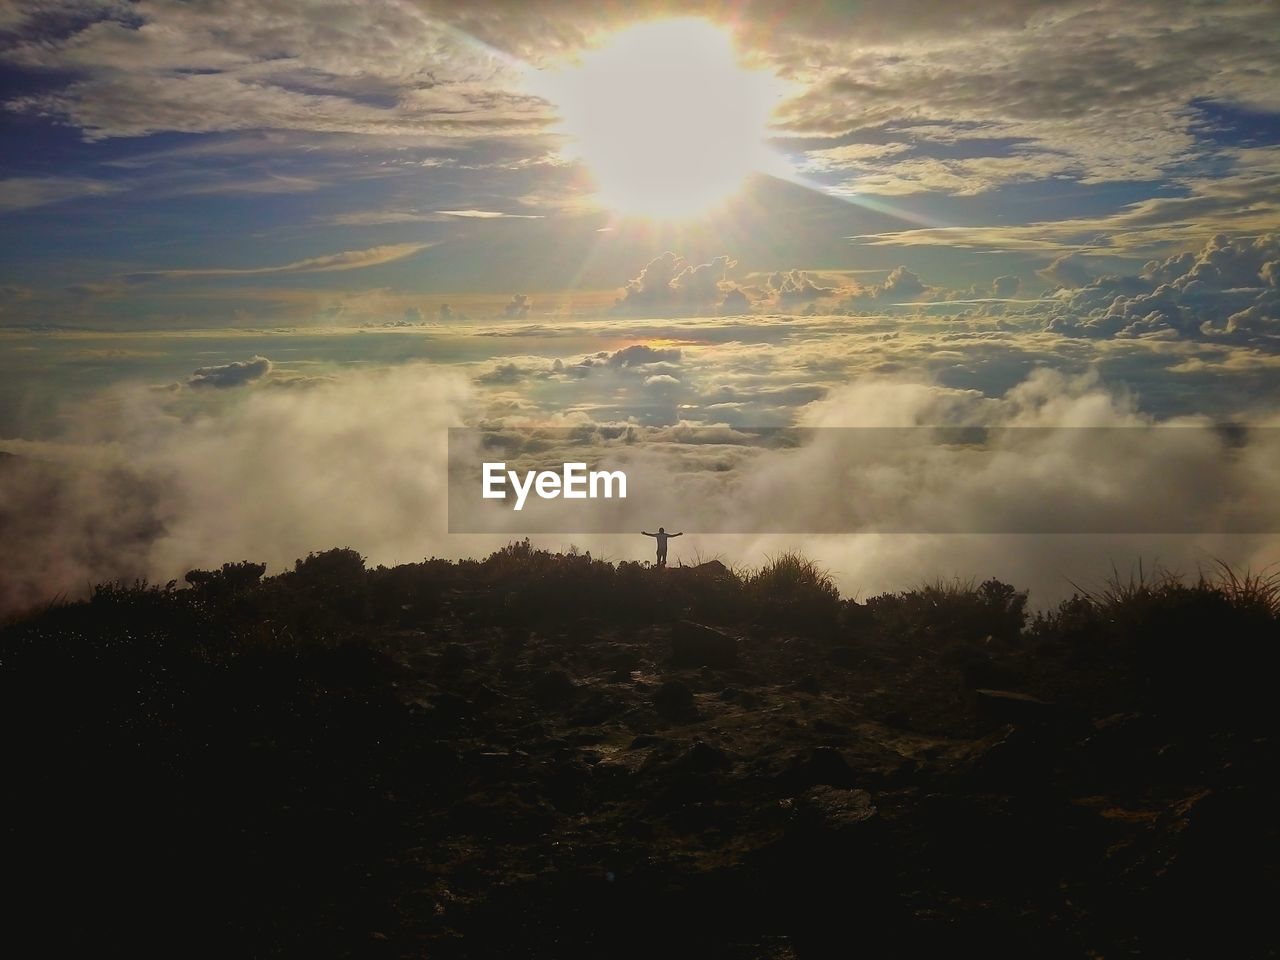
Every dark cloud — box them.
[503,293,532,318]
[188,355,272,389]
[476,361,527,385]
[607,344,682,368]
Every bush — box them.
[747,552,841,632]
[1031,561,1280,722]
[860,577,1028,647]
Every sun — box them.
[534,19,784,219]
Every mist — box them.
[3,362,1278,615]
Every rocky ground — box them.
[2,554,1276,957]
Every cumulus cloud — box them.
[606,344,681,368]
[503,294,532,318]
[474,356,562,385]
[188,355,273,389]
[843,266,927,304]
[1039,234,1280,345]
[769,269,835,303]
[615,252,744,315]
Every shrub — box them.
[861,577,1028,647]
[746,552,842,632]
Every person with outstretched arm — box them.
[641,527,682,568]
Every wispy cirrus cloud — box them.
[322,208,543,225]
[0,175,124,213]
[122,242,437,282]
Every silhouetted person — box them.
[642,527,682,568]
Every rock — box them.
[963,723,1053,787]
[653,679,697,721]
[973,688,1057,726]
[670,620,739,668]
[797,786,878,835]
[826,646,861,668]
[567,691,625,727]
[430,691,474,723]
[439,642,472,673]
[670,739,731,775]
[530,669,578,707]
[790,674,821,695]
[777,746,858,790]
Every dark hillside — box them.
[2,545,1276,957]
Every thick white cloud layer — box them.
[3,343,1279,615]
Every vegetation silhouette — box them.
[2,545,1277,957]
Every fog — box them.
[3,361,1277,615]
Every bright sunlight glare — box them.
[534,19,784,218]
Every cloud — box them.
[772,2,1279,194]
[615,252,742,315]
[439,367,1280,607]
[503,294,532,318]
[769,269,835,303]
[992,275,1021,297]
[6,315,1280,613]
[436,209,542,219]
[606,344,681,368]
[844,266,926,303]
[820,153,1081,197]
[0,175,124,213]
[1039,253,1095,289]
[2,1,553,141]
[0,363,473,614]
[854,147,1280,256]
[117,243,435,284]
[1038,234,1280,345]
[188,355,273,388]
[719,286,753,315]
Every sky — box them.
[1,0,1279,612]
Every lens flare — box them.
[534,19,784,218]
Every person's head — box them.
[658,526,665,533]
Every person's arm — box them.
[642,531,655,537]
[671,532,683,538]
